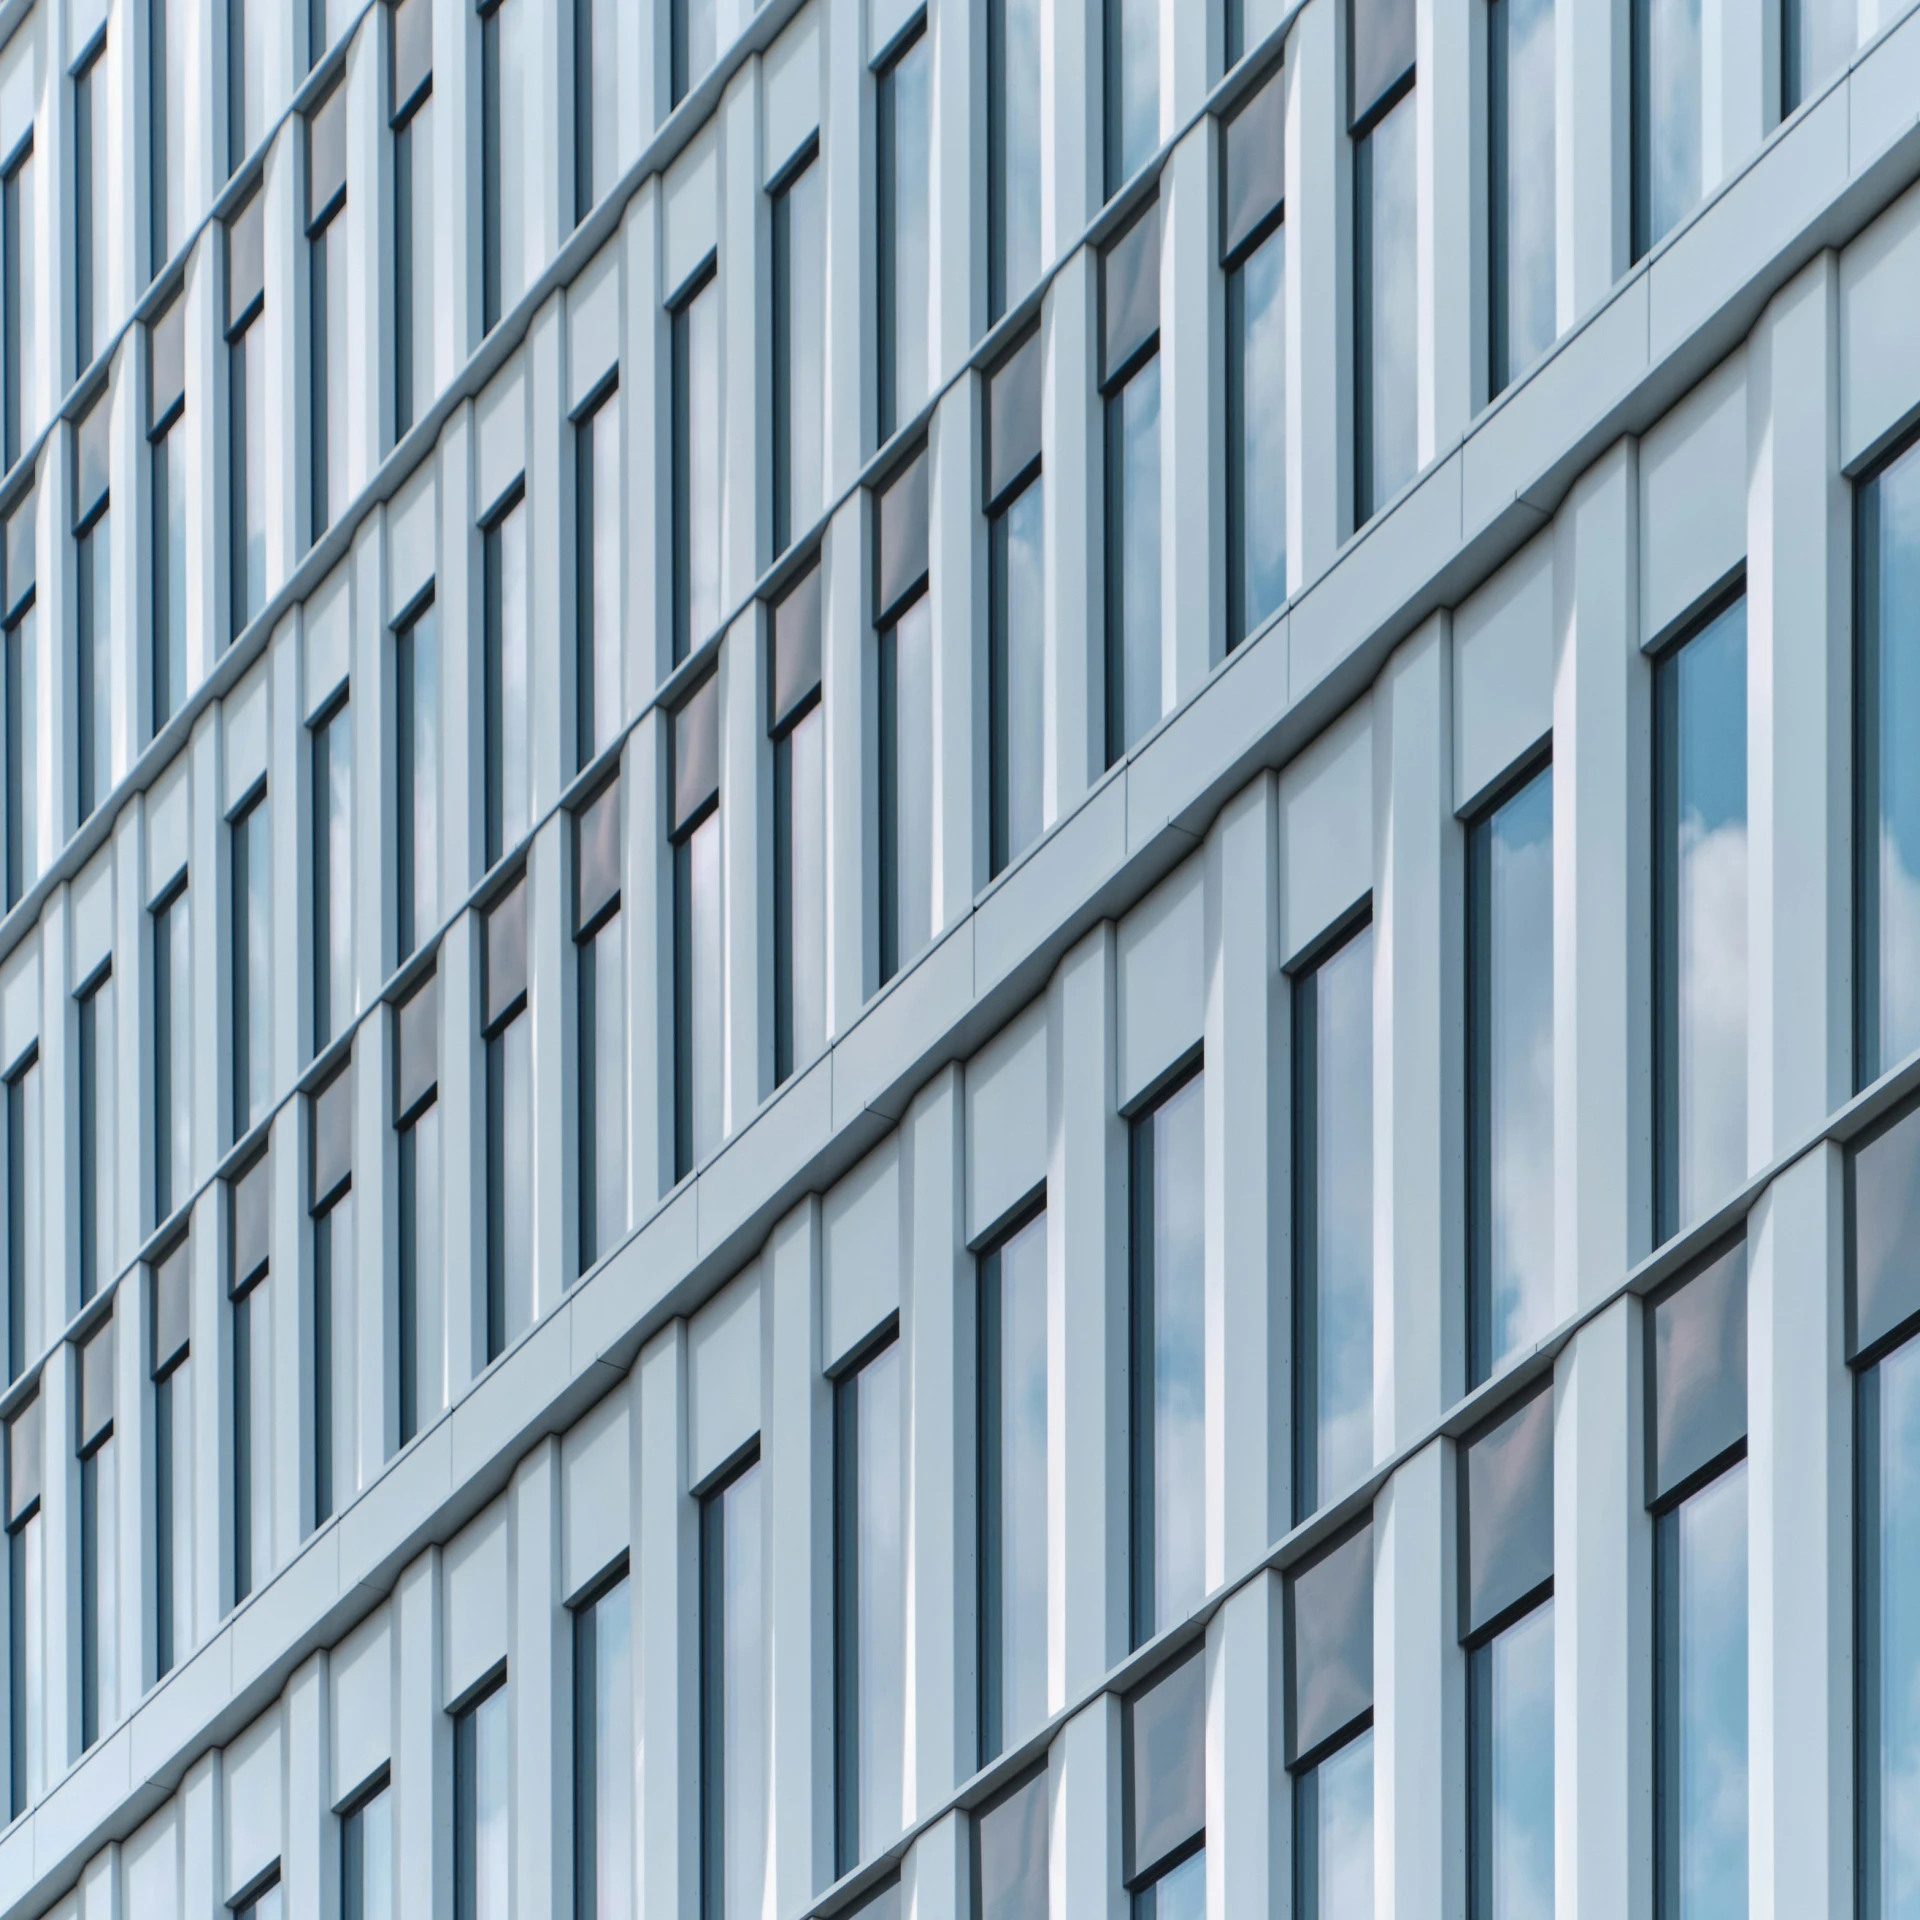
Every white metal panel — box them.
[689,1267,762,1484]
[966,998,1048,1242]
[664,124,720,301]
[1453,532,1553,813]
[1638,350,1748,646]
[562,1386,630,1596]
[443,1500,510,1704]
[822,1139,901,1370]
[1280,698,1373,963]
[764,6,822,184]
[331,1605,394,1804]
[1116,859,1205,1108]
[124,1805,181,1920]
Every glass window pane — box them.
[243,324,267,625]
[1111,357,1163,757]
[678,0,718,97]
[346,1784,394,1920]
[992,0,1043,316]
[325,222,351,528]
[160,0,188,262]
[776,163,826,547]
[844,1342,905,1860]
[4,608,32,904]
[1128,1649,1205,1878]
[592,914,627,1259]
[788,705,827,1068]
[892,596,935,966]
[1490,0,1557,390]
[590,393,623,757]
[1358,91,1418,520]
[1231,224,1287,642]
[976,1769,1048,1920]
[1864,1335,1920,1918]
[160,430,188,723]
[1472,1602,1554,1920]
[77,523,111,817]
[1230,0,1288,58]
[495,504,531,854]
[1637,0,1704,252]
[579,1577,634,1920]
[318,705,353,1052]
[1136,1847,1205,1920]
[1469,765,1553,1381]
[1785,0,1853,109]
[993,479,1046,872]
[1299,1730,1374,1920]
[880,39,930,437]
[400,607,440,951]
[705,1462,765,1920]
[684,277,722,654]
[1108,0,1159,194]
[1647,1240,1747,1507]
[476,1685,510,1920]
[690,810,723,1165]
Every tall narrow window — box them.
[975,1768,1048,1920]
[153,882,192,1227]
[313,0,357,65]
[1125,1652,1206,1918]
[987,333,1045,877]
[988,0,1041,321]
[700,1455,764,1920]
[1,131,34,471]
[76,968,113,1305]
[308,82,350,544]
[73,397,110,822]
[575,385,623,769]
[1467,762,1553,1385]
[1104,0,1158,199]
[875,450,933,985]
[1784,0,1853,112]
[1228,0,1287,60]
[478,0,526,334]
[978,1207,1047,1764]
[1653,595,1747,1244]
[150,1238,190,1679]
[394,974,440,1447]
[1488,0,1556,395]
[671,679,722,1182]
[483,882,531,1362]
[1630,0,1705,259]
[313,697,353,1052]
[310,1067,352,1527]
[342,1778,394,1920]
[483,498,530,867]
[1289,1521,1374,1920]
[1647,1241,1748,1920]
[76,1312,116,1751]
[1352,0,1417,525]
[1130,1069,1204,1645]
[1292,917,1374,1520]
[834,1334,905,1874]
[671,0,718,107]
[228,1151,270,1605]
[1224,63,1288,647]
[4,1052,38,1381]
[573,1572,634,1920]
[575,780,626,1273]
[671,267,721,666]
[229,0,266,168]
[150,0,186,274]
[6,1393,41,1818]
[574,0,617,221]
[770,155,825,556]
[770,567,825,1085]
[231,789,271,1137]
[1461,1387,1555,1920]
[1102,204,1162,765]
[228,191,268,639]
[391,0,435,441]
[875,23,931,444]
[73,36,107,378]
[453,1677,510,1920]
[149,295,188,731]
[3,492,34,909]
[395,599,440,960]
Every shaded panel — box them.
[311,1068,353,1214]
[308,83,348,230]
[1223,61,1286,261]
[975,1767,1049,1920]
[1128,1647,1205,1881]
[150,297,186,434]
[987,329,1043,513]
[395,971,439,1121]
[1461,1382,1553,1640]
[672,675,720,835]
[485,881,529,1030]
[1647,1239,1747,1507]
[228,192,265,333]
[230,1151,271,1297]
[73,397,110,530]
[152,1240,191,1375]
[1851,1098,1920,1358]
[1103,201,1161,386]
[875,448,930,627]
[1351,0,1416,127]
[6,1392,37,1525]
[576,779,623,932]
[78,1313,114,1452]
[1288,1520,1373,1764]
[771,563,823,730]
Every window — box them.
[1461,1387,1554,1920]
[228,191,267,639]
[1630,0,1704,259]
[834,1334,905,1874]
[3,492,34,908]
[453,1676,510,1920]
[229,0,266,168]
[309,83,350,543]
[313,697,353,1052]
[76,968,113,1304]
[313,0,357,65]
[229,1152,270,1605]
[1125,1651,1205,1918]
[395,598,439,960]
[1784,0,1853,111]
[76,1312,116,1751]
[151,0,187,275]
[700,1455,764,1920]
[1288,1521,1374,1920]
[153,882,191,1227]
[342,1777,394,1920]
[771,155,825,556]
[234,1872,283,1920]
[573,1571,633,1920]
[671,0,718,107]
[1,130,34,471]
[1102,204,1162,765]
[1130,1068,1204,1646]
[73,37,106,377]
[6,1393,40,1818]
[483,497,530,867]
[1352,0,1417,524]
[1646,1240,1748,1920]
[73,397,110,823]
[1292,917,1374,1520]
[575,385,623,768]
[1105,0,1158,199]
[986,333,1044,877]
[876,23,931,444]
[988,0,1041,321]
[974,1768,1048,1920]
[1467,762,1553,1385]
[574,0,618,220]
[391,0,435,440]
[1228,0,1287,62]
[150,1238,190,1680]
[150,296,188,730]
[671,679,722,1182]
[770,567,825,1085]
[671,267,721,666]
[1224,62,1287,647]
[1652,594,1747,1245]
[1488,0,1556,395]
[483,882,531,1363]
[479,0,527,334]
[394,974,440,1447]
[575,781,626,1273]
[978,1207,1046,1764]
[875,449,933,984]
[4,1050,36,1381]
[231,788,270,1136]
[310,1068,352,1527]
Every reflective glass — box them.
[994,479,1045,872]
[577,1577,634,1920]
[686,277,722,652]
[1491,0,1557,391]
[235,799,271,1131]
[4,610,31,904]
[992,0,1043,316]
[241,325,267,628]
[1638,0,1704,252]
[1111,357,1163,757]
[578,390,623,764]
[6,1062,38,1374]
[398,607,440,955]
[847,1343,905,1859]
[1231,224,1287,642]
[1135,1848,1204,1920]
[344,1784,394,1920]
[579,0,619,210]
[321,221,351,531]
[880,38,930,437]
[787,705,827,1069]
[1472,1601,1554,1920]
[1358,92,1418,519]
[976,1769,1048,1920]
[776,163,825,547]
[317,704,353,1052]
[1108,0,1159,194]
[706,1462,765,1920]
[1863,1334,1920,1920]
[1300,1731,1374,1920]
[491,1012,533,1350]
[466,1685,511,1920]
[158,890,193,1221]
[583,913,627,1265]
[498,504,531,855]
[400,1101,442,1437]
[78,977,113,1300]
[157,429,188,724]
[1469,766,1554,1382]
[396,96,437,432]
[3,152,34,466]
[1230,0,1288,58]
[238,0,268,157]
[679,0,718,98]
[891,596,935,968]
[494,0,528,315]
[77,523,110,818]
[159,0,188,262]
[1785,0,1853,109]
